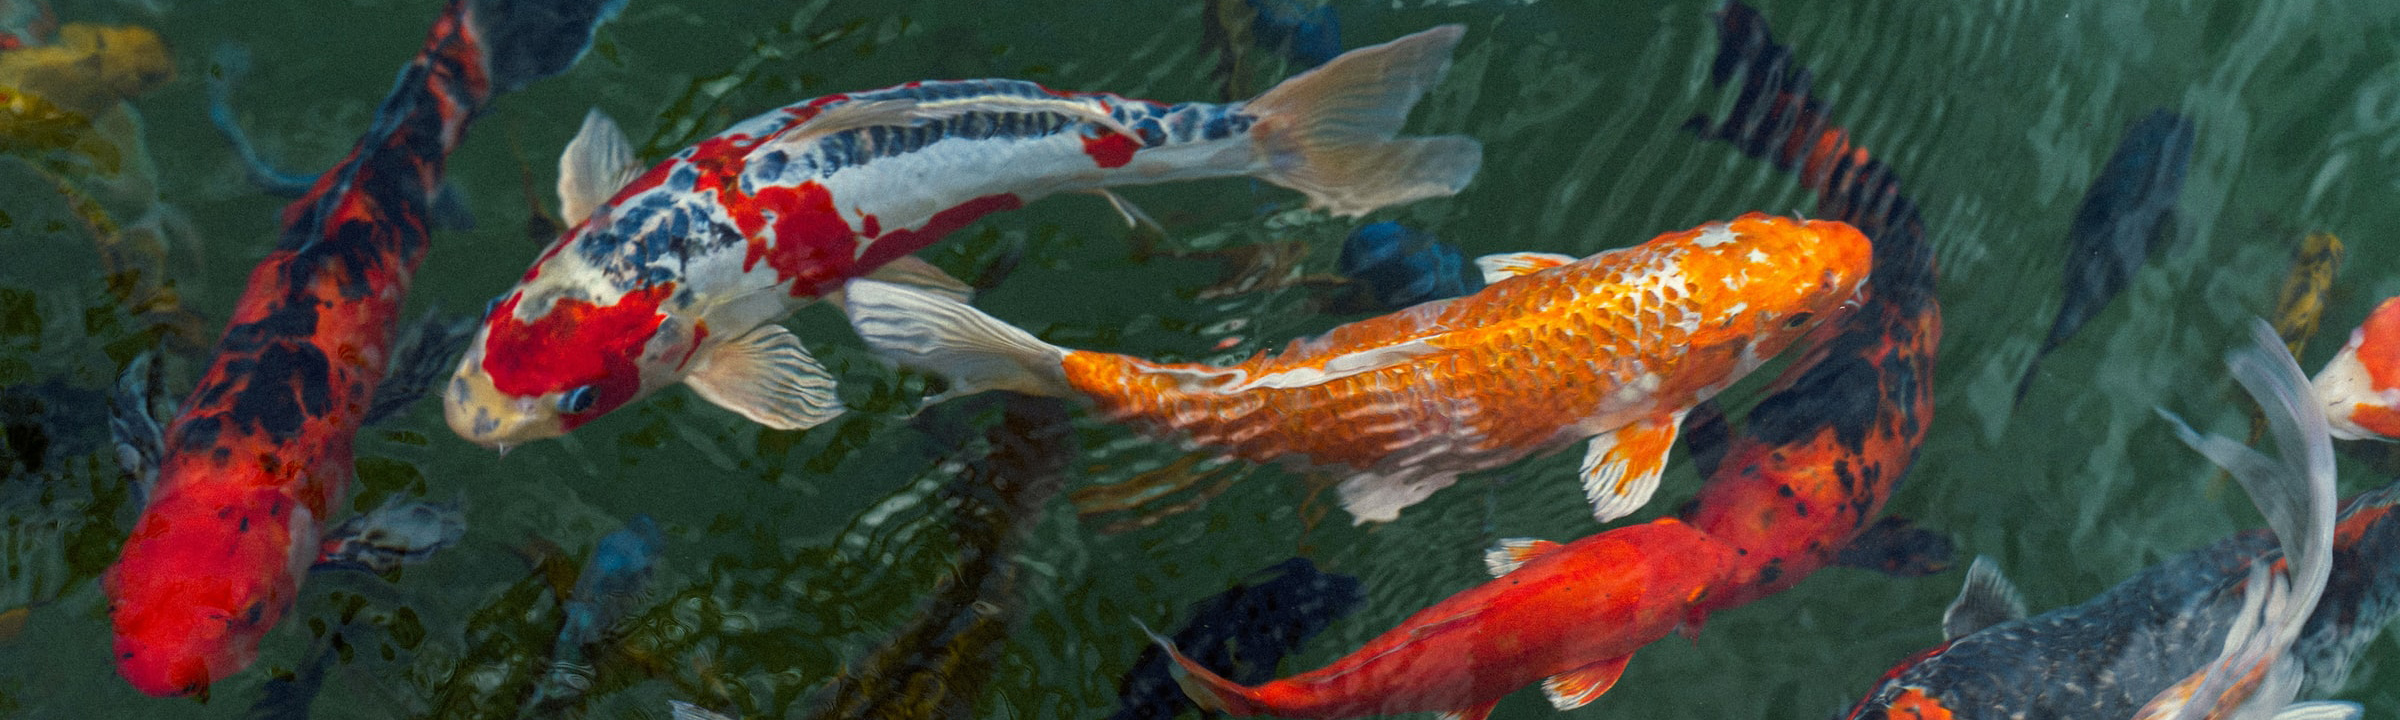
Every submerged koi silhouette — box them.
[101,0,623,696]
[442,26,1481,450]
[847,213,1870,524]
[2015,108,2193,404]
[1849,322,2389,720]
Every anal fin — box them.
[1473,251,1578,283]
[1541,655,1632,710]
[684,324,845,430]
[1580,410,1687,522]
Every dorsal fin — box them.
[1483,538,1561,578]
[758,94,1138,158]
[557,108,641,227]
[1941,556,2026,641]
[1473,251,1577,283]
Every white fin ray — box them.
[2267,702,2363,720]
[1539,656,1631,710]
[558,108,641,226]
[683,324,845,430]
[1242,25,1482,217]
[1483,538,1561,578]
[1580,409,1688,522]
[1941,556,2026,641]
[1087,188,1164,233]
[842,279,1072,401]
[1474,251,1578,284]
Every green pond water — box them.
[4,0,2400,717]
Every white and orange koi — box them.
[845,213,1871,523]
[443,26,1482,448]
[2311,296,2400,441]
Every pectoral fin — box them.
[1541,655,1632,710]
[1581,410,1687,522]
[683,324,844,430]
[557,109,641,226]
[1086,188,1164,233]
[1473,251,1577,283]
[1483,538,1562,578]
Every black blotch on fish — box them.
[207,43,478,232]
[1679,399,1731,480]
[1745,331,1880,452]
[1331,221,1481,313]
[1110,557,1365,720]
[1834,516,1954,577]
[2015,109,2193,404]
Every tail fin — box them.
[1244,25,1483,217]
[1134,619,1264,716]
[472,0,630,93]
[2140,319,2337,720]
[842,279,1075,400]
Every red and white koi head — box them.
[2313,296,2400,441]
[446,275,712,448]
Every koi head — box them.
[2312,296,2400,441]
[104,483,316,696]
[1674,213,1873,372]
[444,276,706,449]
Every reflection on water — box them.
[4,0,2400,717]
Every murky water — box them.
[4,0,2400,717]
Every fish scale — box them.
[1057,214,1864,487]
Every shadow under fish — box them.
[1113,557,1363,720]
[2015,108,2193,404]
[799,393,1076,720]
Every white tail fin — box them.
[2139,319,2338,720]
[841,279,1073,400]
[1244,25,1483,217]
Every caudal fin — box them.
[842,279,1074,400]
[1244,25,1483,217]
[1133,620,1265,716]
[2139,319,2338,720]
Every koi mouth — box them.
[442,369,567,449]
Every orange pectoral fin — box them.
[1436,698,1503,720]
[1580,410,1688,522]
[1540,655,1633,710]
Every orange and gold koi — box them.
[847,212,1871,524]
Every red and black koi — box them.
[1152,3,1945,716]
[100,0,622,696]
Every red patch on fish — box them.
[480,283,674,427]
[1081,130,1139,169]
[855,193,1026,270]
[739,182,861,292]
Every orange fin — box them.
[1435,698,1502,720]
[1541,655,1633,710]
[1580,410,1688,522]
[1482,537,1562,577]
[1473,251,1577,283]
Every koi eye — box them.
[1784,312,1814,329]
[558,386,598,414]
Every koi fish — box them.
[1202,0,1342,100]
[530,514,665,708]
[846,212,1870,524]
[1847,322,2394,720]
[101,0,623,696]
[442,25,1483,449]
[2015,108,2193,404]
[2310,296,2400,441]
